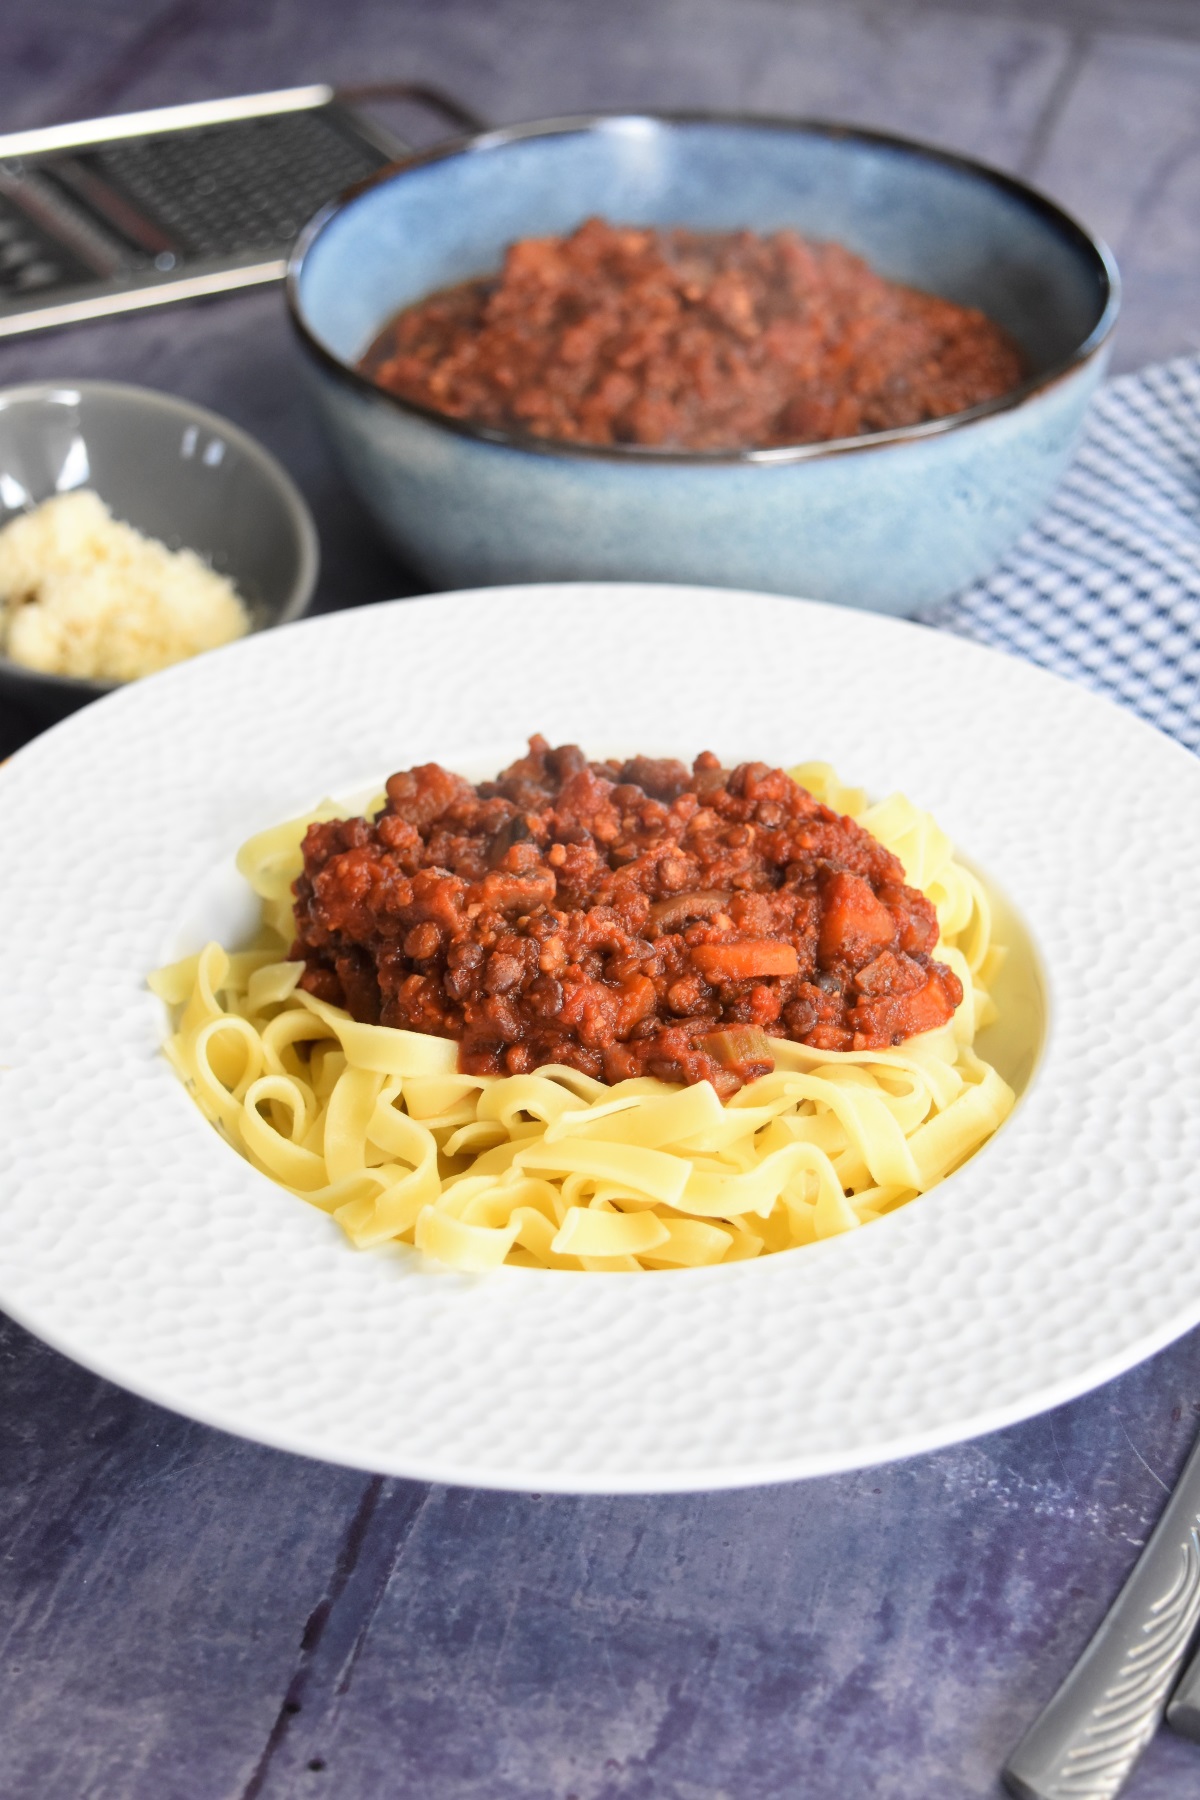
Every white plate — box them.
[2,584,1198,1494]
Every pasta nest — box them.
[151,764,1014,1272]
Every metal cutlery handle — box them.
[1003,1430,1200,1800]
[1165,1608,1200,1739]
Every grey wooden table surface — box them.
[3,3,1200,1796]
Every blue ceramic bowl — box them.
[288,114,1118,614]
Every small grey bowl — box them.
[0,381,319,726]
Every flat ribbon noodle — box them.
[152,760,1015,1272]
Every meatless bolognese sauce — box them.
[292,738,963,1096]
[360,217,1027,451]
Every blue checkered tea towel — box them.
[920,354,1200,755]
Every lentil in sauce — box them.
[292,738,963,1096]
[359,218,1027,451]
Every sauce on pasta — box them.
[150,759,1015,1272]
[291,738,963,1096]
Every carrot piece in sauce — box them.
[691,941,800,981]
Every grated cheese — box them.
[0,489,250,682]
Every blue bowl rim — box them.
[287,109,1122,468]
[0,377,321,700]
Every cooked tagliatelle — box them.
[151,764,1014,1272]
